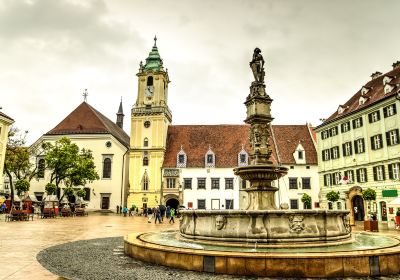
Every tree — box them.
[45,183,56,195]
[76,189,86,198]
[44,137,99,202]
[301,193,312,209]
[4,127,41,205]
[326,191,340,203]
[363,188,377,217]
[15,179,30,196]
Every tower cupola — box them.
[143,36,164,73]
[116,97,124,129]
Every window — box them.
[105,141,112,148]
[352,117,363,129]
[143,138,149,147]
[240,154,247,163]
[302,178,311,189]
[225,178,234,189]
[290,199,298,209]
[290,166,294,169]
[197,199,206,210]
[84,187,91,201]
[354,138,365,154]
[225,199,234,209]
[142,176,149,191]
[102,158,112,178]
[388,163,400,180]
[329,126,338,137]
[321,130,329,140]
[207,154,213,164]
[146,76,153,86]
[324,174,332,186]
[373,165,385,181]
[371,134,383,150]
[306,166,310,169]
[328,202,333,210]
[333,172,341,185]
[342,142,353,156]
[386,129,400,146]
[368,111,381,123]
[331,146,340,159]
[144,121,151,128]
[341,122,351,133]
[184,178,192,189]
[205,148,215,167]
[176,148,187,168]
[344,170,354,183]
[197,178,206,189]
[289,177,298,189]
[37,158,45,179]
[337,201,342,210]
[241,179,247,189]
[238,148,248,166]
[304,199,312,209]
[211,178,220,189]
[143,156,149,166]
[178,154,185,164]
[298,150,304,159]
[383,104,397,118]
[322,149,331,161]
[167,178,176,188]
[356,168,368,183]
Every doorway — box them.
[380,201,387,221]
[352,195,364,221]
[166,198,179,210]
[101,195,110,209]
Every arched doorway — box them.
[166,198,179,210]
[352,195,365,221]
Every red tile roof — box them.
[322,66,400,126]
[45,102,130,147]
[162,124,317,168]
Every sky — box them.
[1,0,399,144]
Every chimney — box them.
[370,71,382,80]
[392,61,400,70]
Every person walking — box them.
[155,207,162,224]
[166,206,171,220]
[116,205,120,214]
[169,208,175,224]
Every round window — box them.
[105,141,112,148]
[144,121,151,128]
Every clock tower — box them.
[127,37,172,209]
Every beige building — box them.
[0,111,14,195]
[315,61,400,224]
[30,101,130,210]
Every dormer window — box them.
[359,96,366,105]
[205,147,215,168]
[361,86,370,95]
[294,143,306,164]
[337,105,345,114]
[176,146,187,168]
[383,76,394,85]
[384,84,394,94]
[238,146,248,167]
[298,150,303,159]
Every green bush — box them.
[15,179,30,195]
[326,191,340,203]
[45,183,56,195]
[301,193,312,209]
[76,189,86,198]
[362,188,376,201]
[63,187,74,197]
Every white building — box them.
[29,101,130,211]
[0,111,14,196]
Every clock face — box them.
[145,86,154,97]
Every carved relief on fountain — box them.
[289,215,305,234]
[215,215,227,230]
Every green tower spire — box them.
[143,36,164,72]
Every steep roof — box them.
[45,102,130,148]
[162,124,317,168]
[321,65,400,126]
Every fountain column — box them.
[234,48,288,210]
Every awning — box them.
[387,197,400,206]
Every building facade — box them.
[315,62,400,224]
[29,101,130,210]
[0,111,14,195]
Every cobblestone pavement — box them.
[1,214,400,280]
[0,213,178,280]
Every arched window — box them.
[143,156,149,166]
[147,76,153,86]
[103,158,112,178]
[144,138,149,147]
[142,173,149,191]
[37,158,45,178]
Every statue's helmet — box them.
[254,47,261,53]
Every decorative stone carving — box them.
[215,215,226,230]
[343,215,351,233]
[289,215,305,233]
[163,168,179,177]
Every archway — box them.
[166,198,179,210]
[352,195,365,221]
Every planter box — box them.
[364,220,378,232]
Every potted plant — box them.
[301,193,312,209]
[362,188,378,231]
[326,190,340,209]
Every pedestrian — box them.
[169,208,175,224]
[1,202,6,214]
[120,205,123,215]
[147,207,152,223]
[116,205,120,214]
[123,206,128,217]
[166,206,171,219]
[155,207,162,224]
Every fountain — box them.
[125,48,400,277]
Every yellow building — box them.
[127,37,172,209]
[0,111,14,194]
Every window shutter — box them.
[360,118,363,126]
[361,138,365,152]
[352,119,356,129]
[383,107,388,118]
[350,170,354,181]
[382,165,386,180]
[349,143,353,155]
[354,140,358,154]
[364,168,368,182]
[368,113,373,123]
[389,164,393,179]
[371,136,375,150]
[342,144,346,156]
[336,147,340,158]
[386,131,391,146]
[329,129,332,137]
[324,175,327,186]
[396,129,400,143]
[377,111,381,121]
[393,104,397,115]
[373,166,377,181]
[356,169,360,182]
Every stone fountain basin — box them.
[180,209,351,244]
[234,164,288,182]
